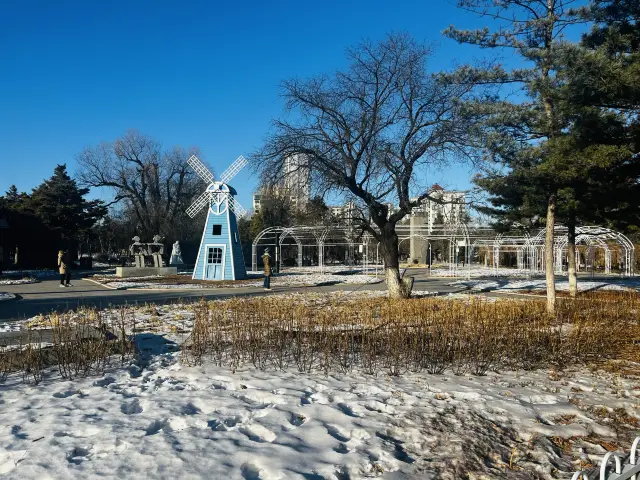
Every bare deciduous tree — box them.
[77,130,201,241]
[254,34,481,298]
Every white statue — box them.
[169,241,184,266]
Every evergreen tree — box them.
[27,165,106,248]
[445,0,586,311]
[566,0,640,113]
[476,109,639,292]
[5,185,20,203]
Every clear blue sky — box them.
[0,0,516,209]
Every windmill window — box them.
[212,225,222,235]
[207,247,223,264]
[234,232,238,243]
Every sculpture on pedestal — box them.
[170,241,184,266]
[128,235,164,268]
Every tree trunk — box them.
[545,194,557,314]
[567,222,578,298]
[380,232,412,299]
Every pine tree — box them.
[445,0,586,311]
[27,165,106,248]
[566,0,640,113]
[476,108,639,294]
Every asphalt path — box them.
[0,269,464,322]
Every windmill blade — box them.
[187,155,215,184]
[227,195,247,219]
[186,190,210,218]
[219,155,248,184]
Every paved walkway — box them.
[0,270,463,322]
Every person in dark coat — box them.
[58,250,72,287]
[262,248,272,291]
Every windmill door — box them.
[205,246,225,280]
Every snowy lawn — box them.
[0,347,639,479]
[429,267,534,278]
[0,292,16,302]
[450,278,640,293]
[280,266,379,275]
[92,273,382,290]
[0,277,37,285]
[103,281,206,290]
[2,294,639,478]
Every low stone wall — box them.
[115,267,177,278]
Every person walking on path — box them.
[262,248,272,291]
[58,250,72,287]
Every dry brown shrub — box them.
[181,294,640,376]
[0,309,136,385]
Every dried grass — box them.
[0,307,137,384]
[181,293,640,376]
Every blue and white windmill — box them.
[186,154,248,281]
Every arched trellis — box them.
[251,223,635,277]
[251,225,377,273]
[526,225,635,277]
[393,222,473,275]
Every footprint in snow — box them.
[364,401,396,414]
[333,442,350,454]
[240,461,278,480]
[93,376,116,387]
[289,413,308,427]
[53,390,81,399]
[66,445,92,464]
[181,402,201,415]
[326,424,350,442]
[337,402,363,418]
[239,424,276,443]
[145,419,167,436]
[120,399,143,415]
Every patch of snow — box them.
[268,273,382,287]
[91,274,164,281]
[97,273,382,290]
[103,282,204,290]
[431,267,533,278]
[279,266,379,275]
[0,292,16,302]
[0,278,37,285]
[0,350,637,479]
[450,278,640,293]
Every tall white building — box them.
[330,201,357,223]
[281,154,311,207]
[252,154,311,213]
[411,184,466,232]
[409,185,467,263]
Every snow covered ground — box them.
[0,346,638,479]
[429,267,533,278]
[261,273,382,287]
[95,273,382,290]
[450,278,640,293]
[280,266,378,275]
[0,277,37,285]
[2,294,638,478]
[103,281,206,290]
[0,292,16,302]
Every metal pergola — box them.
[251,223,635,277]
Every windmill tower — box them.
[186,154,248,281]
